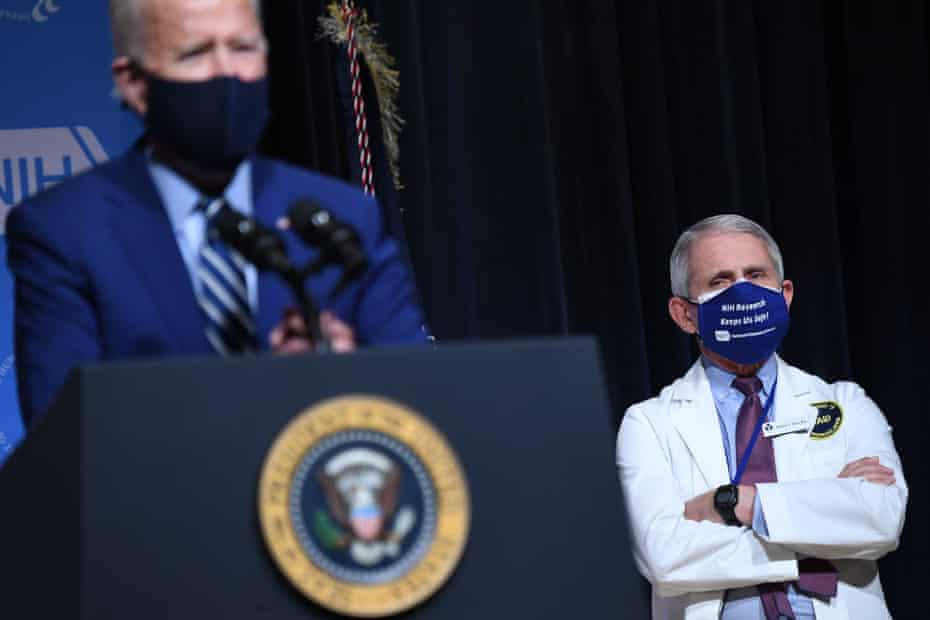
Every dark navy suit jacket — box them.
[6,148,427,425]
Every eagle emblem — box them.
[315,447,417,566]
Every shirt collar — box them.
[702,354,778,404]
[146,153,253,231]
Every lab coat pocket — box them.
[806,441,847,477]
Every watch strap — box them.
[714,484,741,526]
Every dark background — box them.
[261,1,928,615]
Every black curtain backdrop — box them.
[261,1,928,615]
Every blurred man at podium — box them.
[617,215,906,619]
[6,0,427,426]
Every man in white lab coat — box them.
[616,214,907,620]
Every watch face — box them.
[716,485,737,506]
[714,485,739,525]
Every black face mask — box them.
[142,71,269,171]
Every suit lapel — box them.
[670,361,732,488]
[105,149,208,353]
[251,157,292,349]
[771,357,817,482]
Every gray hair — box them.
[669,214,784,298]
[109,0,263,60]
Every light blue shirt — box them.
[703,355,815,620]
[146,156,259,313]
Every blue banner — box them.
[0,0,140,462]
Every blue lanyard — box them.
[731,379,777,485]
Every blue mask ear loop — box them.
[116,59,147,111]
[675,295,704,347]
[731,379,778,485]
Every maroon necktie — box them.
[733,376,776,487]
[732,376,838,619]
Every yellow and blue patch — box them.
[809,401,843,439]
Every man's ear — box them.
[781,279,794,310]
[669,296,698,334]
[112,56,147,116]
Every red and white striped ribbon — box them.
[341,0,376,197]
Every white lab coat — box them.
[616,356,907,620]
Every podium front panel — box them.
[0,338,646,619]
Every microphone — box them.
[212,203,295,276]
[212,201,327,350]
[286,200,369,287]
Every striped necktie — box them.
[196,197,256,355]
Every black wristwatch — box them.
[713,484,741,526]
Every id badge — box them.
[762,418,809,438]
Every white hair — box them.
[669,214,785,298]
[109,0,262,60]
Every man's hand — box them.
[269,308,356,354]
[684,458,895,528]
[684,485,757,526]
[684,489,722,524]
[838,456,895,485]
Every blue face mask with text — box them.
[690,280,790,365]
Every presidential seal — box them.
[258,396,470,617]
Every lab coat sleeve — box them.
[617,403,798,598]
[754,382,907,561]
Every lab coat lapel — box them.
[669,360,732,489]
[771,356,817,482]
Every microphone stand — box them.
[273,206,370,355]
[211,204,333,354]
[283,267,330,355]
[284,254,361,355]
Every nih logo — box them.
[0,126,109,233]
[0,0,60,23]
[31,0,59,22]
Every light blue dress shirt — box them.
[146,156,259,314]
[703,355,815,619]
